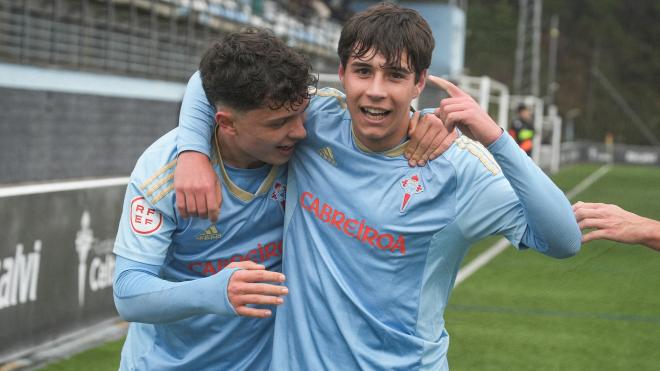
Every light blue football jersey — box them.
[268,89,577,371]
[114,128,287,371]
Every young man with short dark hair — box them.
[112,29,312,370]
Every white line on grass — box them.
[455,239,510,286]
[454,164,612,287]
[565,164,612,200]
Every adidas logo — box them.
[196,225,222,241]
[318,147,337,166]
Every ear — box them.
[413,69,428,98]
[216,111,237,136]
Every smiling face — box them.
[216,100,308,168]
[199,29,316,168]
[339,49,426,152]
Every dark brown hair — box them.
[337,2,434,82]
[200,28,317,112]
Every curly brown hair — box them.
[200,28,317,112]
[337,3,434,83]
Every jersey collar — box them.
[351,124,409,158]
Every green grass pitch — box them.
[448,164,660,370]
[39,164,660,371]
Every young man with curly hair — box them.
[174,3,581,370]
[112,29,313,370]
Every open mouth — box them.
[277,145,294,153]
[360,106,391,119]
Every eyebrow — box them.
[384,66,413,75]
[350,61,412,75]
[350,61,374,69]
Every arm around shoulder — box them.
[174,71,222,221]
[176,71,216,156]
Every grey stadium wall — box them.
[0,63,184,183]
[0,63,185,362]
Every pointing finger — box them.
[428,75,466,98]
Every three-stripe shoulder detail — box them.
[455,136,500,175]
[139,159,177,205]
[316,88,347,110]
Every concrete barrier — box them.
[0,179,127,362]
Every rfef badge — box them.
[130,196,163,235]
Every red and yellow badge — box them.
[400,175,424,213]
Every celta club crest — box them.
[270,181,286,210]
[400,174,424,212]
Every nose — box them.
[365,73,387,100]
[288,114,307,140]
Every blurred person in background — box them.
[509,103,535,156]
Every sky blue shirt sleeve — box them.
[487,132,582,258]
[176,71,215,157]
[113,255,240,323]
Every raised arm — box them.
[175,71,221,221]
[430,75,581,258]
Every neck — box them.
[357,135,406,153]
[353,122,408,153]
